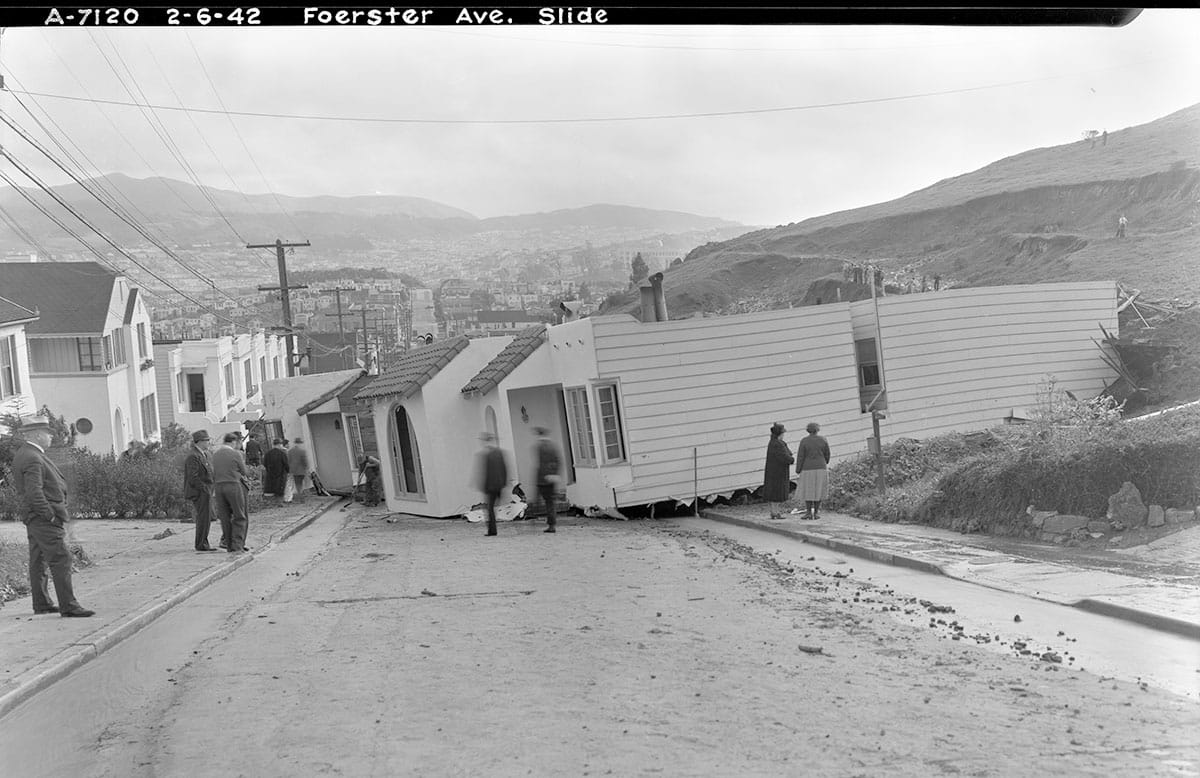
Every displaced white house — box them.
[261,368,368,492]
[356,280,1121,518]
[0,262,160,455]
[0,295,39,419]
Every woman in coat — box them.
[795,422,831,520]
[762,422,794,520]
[262,438,290,498]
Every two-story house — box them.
[0,262,159,455]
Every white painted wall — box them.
[872,281,1119,441]
[590,305,870,505]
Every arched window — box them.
[390,405,425,496]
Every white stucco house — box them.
[0,262,160,455]
[153,330,286,440]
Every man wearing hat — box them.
[532,427,562,533]
[212,432,251,553]
[475,433,508,537]
[11,417,94,617]
[182,430,218,551]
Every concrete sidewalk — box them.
[703,504,1200,640]
[0,496,347,720]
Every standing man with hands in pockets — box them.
[12,417,94,617]
[183,429,219,551]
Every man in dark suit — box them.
[11,417,94,617]
[475,433,508,537]
[183,429,218,551]
[212,432,251,553]
[532,427,562,533]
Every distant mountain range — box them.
[614,101,1200,318]
[0,173,746,251]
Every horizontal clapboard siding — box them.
[877,281,1118,441]
[590,307,867,504]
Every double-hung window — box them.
[0,335,19,398]
[564,387,596,466]
[595,384,626,463]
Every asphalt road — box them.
[1,511,1197,777]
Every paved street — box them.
[2,508,1197,777]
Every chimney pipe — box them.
[649,272,668,322]
[639,284,657,323]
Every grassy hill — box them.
[609,102,1200,319]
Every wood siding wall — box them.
[591,307,866,505]
[875,281,1118,440]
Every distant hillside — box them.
[616,102,1200,319]
[0,175,743,250]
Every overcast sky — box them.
[1,9,1198,227]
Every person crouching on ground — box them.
[532,426,562,533]
[476,433,508,537]
[213,432,251,553]
[795,422,831,520]
[763,422,794,519]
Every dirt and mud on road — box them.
[6,515,1198,777]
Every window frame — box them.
[0,334,18,398]
[224,362,235,400]
[855,338,881,388]
[563,386,597,466]
[136,322,148,359]
[594,383,627,464]
[78,337,104,372]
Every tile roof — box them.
[296,369,367,416]
[356,336,470,401]
[0,262,117,335]
[0,295,39,326]
[460,325,547,396]
[338,374,378,413]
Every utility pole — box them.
[322,287,356,369]
[251,239,310,377]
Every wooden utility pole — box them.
[322,287,357,368]
[250,239,310,377]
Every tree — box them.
[629,252,649,288]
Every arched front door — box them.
[390,404,425,496]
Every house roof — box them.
[337,374,378,413]
[356,336,470,401]
[460,325,547,396]
[0,262,117,335]
[477,309,543,324]
[0,295,39,326]
[296,369,367,416]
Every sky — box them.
[0,8,1198,227]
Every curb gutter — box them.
[0,498,345,721]
[698,511,1200,641]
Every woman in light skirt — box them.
[795,422,831,520]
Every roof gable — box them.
[0,262,118,334]
[356,336,470,401]
[296,369,368,416]
[461,325,547,396]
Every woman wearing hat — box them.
[795,422,831,520]
[762,422,794,520]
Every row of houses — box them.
[3,259,1122,520]
[268,278,1121,517]
[0,262,289,455]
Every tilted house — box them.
[358,280,1120,518]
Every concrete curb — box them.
[700,511,948,576]
[700,511,1200,640]
[0,498,343,721]
[1073,598,1200,641]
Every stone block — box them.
[1087,520,1110,533]
[1042,514,1089,534]
[1107,482,1147,527]
[1147,505,1165,528]
[1027,508,1056,529]
[1164,509,1193,525]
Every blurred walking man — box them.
[287,437,310,502]
[12,417,94,617]
[476,433,507,537]
[532,427,562,533]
